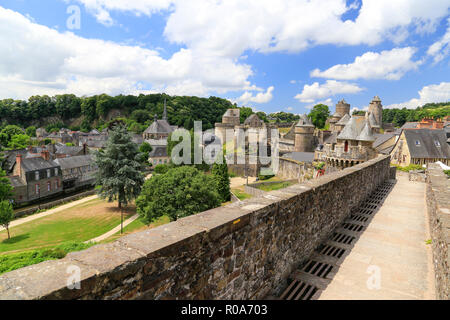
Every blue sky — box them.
[0,0,449,115]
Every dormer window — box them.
[415,140,420,146]
[434,140,441,147]
[47,169,51,178]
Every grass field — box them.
[0,198,135,255]
[231,187,252,201]
[100,215,171,243]
[254,181,296,192]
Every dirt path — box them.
[85,213,140,243]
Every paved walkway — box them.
[318,174,435,299]
[0,195,98,232]
[85,214,139,243]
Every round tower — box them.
[335,99,350,117]
[294,114,315,152]
[368,96,383,127]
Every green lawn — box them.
[231,188,252,201]
[0,198,134,255]
[255,181,295,192]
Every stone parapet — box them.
[0,156,391,300]
[426,164,450,300]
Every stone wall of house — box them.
[276,157,316,181]
[425,164,449,300]
[0,155,391,300]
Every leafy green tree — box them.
[0,200,14,239]
[0,169,12,201]
[136,166,220,224]
[1,125,23,141]
[308,104,330,129]
[211,157,231,202]
[25,126,36,137]
[138,142,152,165]
[239,107,254,123]
[8,134,31,150]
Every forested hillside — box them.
[352,102,450,127]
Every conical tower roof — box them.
[296,114,315,127]
[162,98,168,121]
[356,119,375,141]
[336,113,351,125]
[337,116,359,140]
[368,112,379,127]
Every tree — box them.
[239,107,254,123]
[25,126,36,137]
[211,157,231,202]
[308,104,330,129]
[136,166,220,224]
[94,125,145,233]
[8,134,31,150]
[0,200,14,240]
[139,142,152,165]
[0,168,12,201]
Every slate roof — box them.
[283,152,315,163]
[404,129,450,159]
[54,155,93,170]
[4,149,28,173]
[148,146,168,158]
[21,157,59,172]
[336,114,350,125]
[373,133,395,149]
[368,112,380,127]
[337,116,359,140]
[356,120,375,142]
[324,132,338,145]
[296,114,315,127]
[401,122,418,129]
[244,114,263,126]
[143,119,174,134]
[55,145,84,156]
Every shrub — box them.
[258,174,275,180]
[153,164,171,174]
[444,170,450,177]
[392,164,423,172]
[0,241,94,275]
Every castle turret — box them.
[294,114,315,152]
[368,96,382,128]
[335,99,350,117]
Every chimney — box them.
[14,154,22,177]
[41,150,50,161]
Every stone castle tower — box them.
[368,96,383,128]
[294,114,315,152]
[335,99,350,117]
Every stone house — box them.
[54,155,98,190]
[390,128,450,166]
[9,153,63,204]
[142,99,177,140]
[148,146,170,166]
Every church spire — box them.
[163,98,168,121]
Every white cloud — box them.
[386,82,450,109]
[236,86,274,104]
[311,47,422,80]
[72,0,173,26]
[0,7,255,99]
[427,18,450,64]
[74,0,449,55]
[294,80,363,103]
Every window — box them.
[415,140,420,146]
[55,180,59,189]
[35,184,40,195]
[54,168,58,176]
[47,181,51,192]
[344,141,349,153]
[47,169,51,178]
[35,171,39,180]
[435,140,441,147]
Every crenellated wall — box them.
[0,155,391,300]
[426,164,450,300]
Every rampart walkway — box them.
[278,173,436,300]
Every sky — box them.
[0,0,449,115]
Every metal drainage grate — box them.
[302,260,333,278]
[349,214,369,223]
[320,244,346,258]
[342,222,364,232]
[331,232,355,245]
[280,280,318,300]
